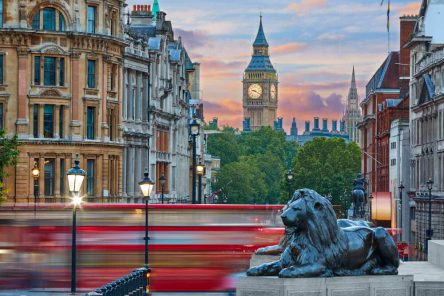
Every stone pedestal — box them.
[236,275,413,296]
[250,254,279,268]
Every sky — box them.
[127,0,421,132]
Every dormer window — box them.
[32,7,66,31]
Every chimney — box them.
[332,120,338,132]
[305,121,310,133]
[399,16,417,96]
[322,118,328,131]
[340,120,345,133]
[313,117,320,130]
[131,4,152,25]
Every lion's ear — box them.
[314,202,323,211]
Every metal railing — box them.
[85,267,148,296]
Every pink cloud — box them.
[272,42,307,55]
[399,2,421,16]
[287,0,327,16]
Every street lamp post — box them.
[31,163,40,218]
[398,181,405,241]
[66,155,86,294]
[159,175,166,204]
[426,178,434,254]
[285,169,294,200]
[189,118,200,204]
[196,162,205,204]
[139,168,154,295]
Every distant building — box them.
[242,16,278,131]
[406,0,444,260]
[343,67,361,143]
[287,117,349,145]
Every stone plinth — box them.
[236,275,413,296]
[250,254,279,268]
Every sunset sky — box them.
[128,0,421,131]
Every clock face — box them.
[270,84,277,99]
[248,83,262,99]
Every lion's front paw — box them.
[247,266,260,276]
[278,268,294,278]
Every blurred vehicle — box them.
[0,204,284,293]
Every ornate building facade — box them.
[343,67,361,143]
[1,0,126,202]
[242,16,278,131]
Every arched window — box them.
[32,7,66,31]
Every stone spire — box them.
[351,66,356,89]
[290,118,298,137]
[253,14,269,47]
[347,66,358,109]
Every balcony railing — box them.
[415,48,444,75]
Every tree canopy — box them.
[0,129,20,202]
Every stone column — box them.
[134,146,141,197]
[54,105,60,138]
[128,146,135,196]
[39,156,45,198]
[16,48,29,138]
[122,146,127,197]
[117,63,123,140]
[100,154,107,199]
[54,156,61,199]
[71,51,81,140]
[28,156,35,200]
[38,105,44,138]
[101,56,110,141]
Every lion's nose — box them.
[281,213,287,220]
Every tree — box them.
[206,127,243,166]
[291,137,360,205]
[0,129,20,202]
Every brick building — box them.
[0,0,126,202]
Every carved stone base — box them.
[250,254,279,268]
[236,275,413,296]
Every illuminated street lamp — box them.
[189,118,200,204]
[159,175,166,204]
[285,169,294,200]
[66,155,86,294]
[426,178,434,254]
[31,162,40,217]
[196,162,205,204]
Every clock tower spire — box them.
[242,15,278,131]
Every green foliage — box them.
[291,137,360,205]
[208,127,298,204]
[0,129,20,202]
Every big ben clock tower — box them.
[243,15,278,131]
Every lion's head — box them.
[281,189,348,266]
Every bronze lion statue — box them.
[247,189,399,278]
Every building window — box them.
[108,107,116,141]
[59,105,64,138]
[156,162,169,194]
[0,53,3,84]
[391,142,396,149]
[44,159,55,196]
[43,57,56,86]
[0,0,3,27]
[43,105,54,138]
[390,159,396,166]
[33,104,39,138]
[32,7,65,31]
[87,159,95,196]
[87,6,96,33]
[59,58,64,86]
[0,102,3,130]
[34,56,41,85]
[60,159,65,195]
[86,106,95,139]
[87,59,96,88]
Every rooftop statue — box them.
[247,189,399,278]
[352,173,368,219]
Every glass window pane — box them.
[87,6,96,33]
[87,159,95,196]
[0,54,3,84]
[43,104,54,138]
[59,105,63,138]
[44,159,55,196]
[59,58,64,86]
[43,8,55,31]
[0,0,3,28]
[33,104,39,138]
[59,13,65,31]
[87,60,95,88]
[32,10,40,29]
[60,159,65,196]
[0,103,3,130]
[87,106,95,139]
[34,56,40,85]
[43,57,56,85]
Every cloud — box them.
[318,33,345,41]
[174,28,208,49]
[399,2,421,16]
[287,0,327,16]
[272,42,307,55]
[203,99,243,128]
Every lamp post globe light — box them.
[31,163,40,217]
[285,169,294,200]
[398,181,405,241]
[139,168,154,295]
[66,155,86,294]
[159,175,166,204]
[196,162,205,204]
[426,177,434,254]
[189,118,200,204]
